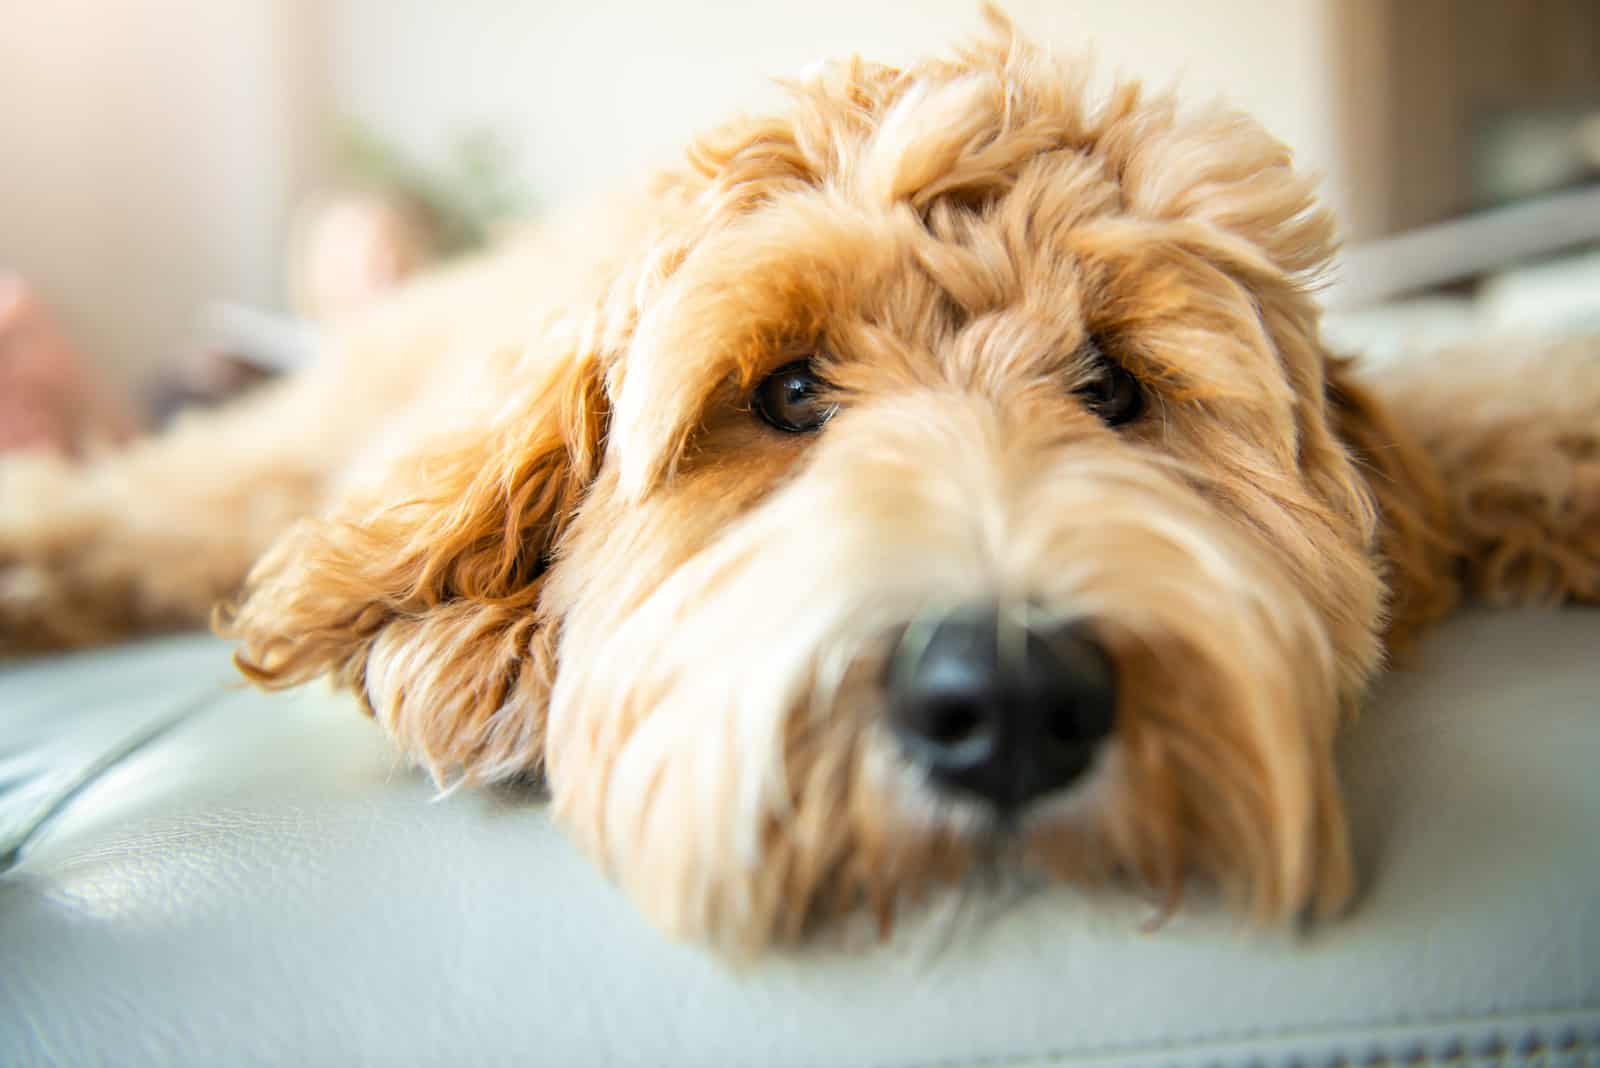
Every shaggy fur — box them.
[2,16,1596,954]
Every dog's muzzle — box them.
[886,607,1116,815]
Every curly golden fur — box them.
[3,14,1597,954]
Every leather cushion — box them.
[1,610,1597,1067]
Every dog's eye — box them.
[753,359,836,433]
[1076,338,1144,427]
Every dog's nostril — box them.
[1043,704,1112,766]
[924,697,982,747]
[900,693,996,764]
[1048,712,1091,748]
[1041,642,1117,751]
[887,609,1117,813]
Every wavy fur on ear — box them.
[1324,337,1600,660]
[1324,358,1461,656]
[218,347,608,783]
[1372,336,1600,611]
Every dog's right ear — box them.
[218,344,608,784]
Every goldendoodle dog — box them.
[3,16,1597,954]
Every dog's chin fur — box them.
[8,10,1599,957]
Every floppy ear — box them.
[1322,356,1460,653]
[219,346,608,784]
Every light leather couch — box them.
[2,609,1597,1067]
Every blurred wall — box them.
[3,1,1380,388]
[0,0,323,392]
[1380,0,1600,228]
[326,0,1373,232]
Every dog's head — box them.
[228,19,1439,953]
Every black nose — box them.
[886,610,1117,814]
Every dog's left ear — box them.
[1321,357,1460,651]
[220,345,608,784]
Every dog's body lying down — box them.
[3,18,1597,954]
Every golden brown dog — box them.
[3,16,1597,954]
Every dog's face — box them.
[537,42,1394,948]
[231,25,1392,954]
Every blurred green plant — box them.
[335,123,533,255]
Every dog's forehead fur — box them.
[610,33,1332,499]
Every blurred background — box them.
[2,0,1598,441]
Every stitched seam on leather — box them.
[1,686,229,870]
[871,1006,1600,1068]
